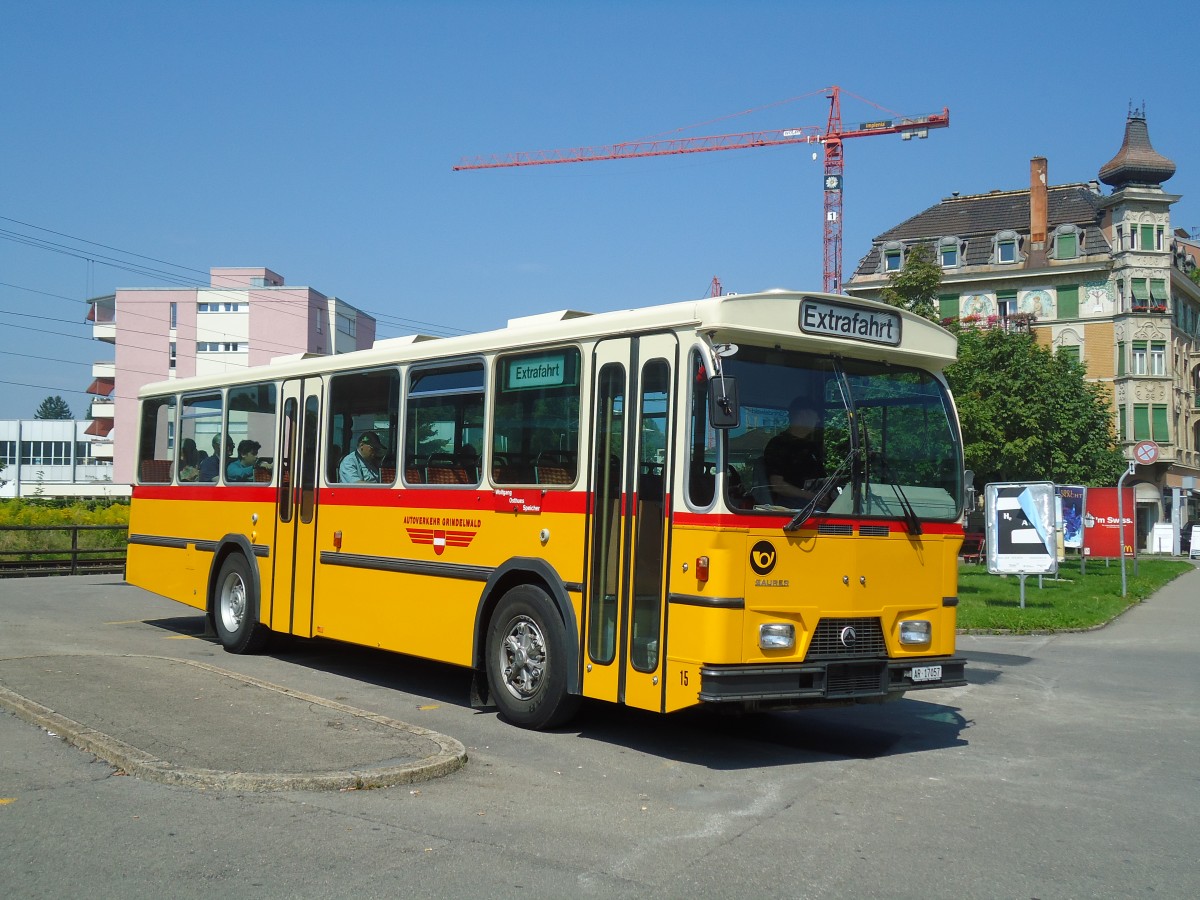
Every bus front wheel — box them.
[213,553,269,654]
[486,585,579,730]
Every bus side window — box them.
[406,361,485,488]
[327,368,400,485]
[179,391,222,483]
[137,396,176,484]
[227,383,277,484]
[493,348,581,487]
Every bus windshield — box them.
[720,346,961,522]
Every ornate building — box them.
[846,109,1200,552]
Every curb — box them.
[0,656,467,792]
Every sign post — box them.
[1121,441,1159,596]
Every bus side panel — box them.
[126,496,207,611]
[127,491,278,621]
[310,492,587,668]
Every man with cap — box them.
[339,431,385,483]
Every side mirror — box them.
[708,376,740,429]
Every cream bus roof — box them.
[139,290,958,398]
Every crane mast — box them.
[454,86,948,293]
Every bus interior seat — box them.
[139,459,173,483]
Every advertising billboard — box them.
[1082,487,1135,557]
[985,482,1057,575]
[1057,485,1086,550]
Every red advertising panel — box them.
[1083,487,1135,557]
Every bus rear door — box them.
[270,378,324,637]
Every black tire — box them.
[485,584,580,729]
[212,553,269,654]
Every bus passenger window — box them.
[227,383,277,484]
[493,348,581,486]
[179,392,222,483]
[406,361,484,488]
[327,368,400,485]
[137,396,176,484]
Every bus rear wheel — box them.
[213,553,269,654]
[486,585,579,730]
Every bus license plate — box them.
[909,665,942,683]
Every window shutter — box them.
[1152,405,1169,443]
[1057,285,1079,318]
[938,295,959,319]
[1057,232,1077,259]
[1133,405,1150,441]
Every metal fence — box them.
[0,525,127,577]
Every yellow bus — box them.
[128,289,967,729]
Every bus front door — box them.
[585,335,676,712]
[271,378,323,638]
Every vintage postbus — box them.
[127,289,967,728]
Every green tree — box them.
[34,395,73,420]
[880,242,941,322]
[946,324,1126,487]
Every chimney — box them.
[1030,156,1048,249]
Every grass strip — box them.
[956,557,1194,633]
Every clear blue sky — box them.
[2,0,1196,420]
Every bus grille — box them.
[827,662,887,696]
[818,523,853,535]
[805,617,886,660]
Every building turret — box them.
[1099,106,1176,189]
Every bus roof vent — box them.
[372,334,442,349]
[507,309,593,328]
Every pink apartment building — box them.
[89,267,376,484]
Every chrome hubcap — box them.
[499,615,546,700]
[220,572,246,634]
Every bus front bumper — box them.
[697,656,967,704]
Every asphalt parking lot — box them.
[1,569,1198,899]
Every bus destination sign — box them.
[799,298,902,347]
[506,353,572,391]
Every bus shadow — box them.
[569,698,970,770]
[267,635,476,707]
[141,614,970,767]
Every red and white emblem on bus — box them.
[406,528,476,556]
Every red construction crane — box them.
[454,85,949,293]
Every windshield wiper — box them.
[870,454,922,536]
[783,446,859,532]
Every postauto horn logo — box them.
[750,541,776,576]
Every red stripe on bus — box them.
[670,510,964,534]
[132,483,591,515]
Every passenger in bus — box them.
[338,431,385,483]
[227,440,268,482]
[177,438,201,482]
[198,435,233,482]
[763,398,825,506]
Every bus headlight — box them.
[759,623,795,650]
[899,620,931,645]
